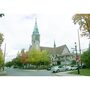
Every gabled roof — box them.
[40,44,70,55]
[56,44,70,55]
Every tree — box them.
[0,50,4,70]
[19,49,28,64]
[0,33,4,48]
[72,14,90,49]
[71,60,76,66]
[72,14,90,36]
[28,49,42,65]
[40,50,51,65]
[81,49,90,68]
[12,57,23,68]
[28,49,51,69]
[0,13,4,17]
[5,61,12,67]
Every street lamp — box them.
[75,42,80,74]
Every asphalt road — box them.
[5,68,56,76]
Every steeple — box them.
[33,17,39,34]
[32,18,40,50]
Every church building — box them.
[30,18,73,66]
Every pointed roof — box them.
[33,18,39,34]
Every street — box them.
[5,68,56,76]
[1,68,79,76]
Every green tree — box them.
[28,49,41,65]
[71,60,76,66]
[40,50,51,65]
[5,61,12,67]
[81,49,90,68]
[0,33,4,48]
[12,57,23,68]
[0,50,4,70]
[28,49,51,69]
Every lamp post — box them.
[75,42,80,74]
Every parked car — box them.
[71,66,78,70]
[51,66,60,73]
[58,66,66,72]
[51,65,66,73]
[65,66,72,71]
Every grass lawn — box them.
[69,69,90,76]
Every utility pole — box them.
[75,42,80,74]
[77,29,82,66]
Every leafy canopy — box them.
[0,50,4,68]
[81,49,90,68]
[0,33,4,46]
[72,14,90,37]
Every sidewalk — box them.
[55,71,80,76]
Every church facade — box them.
[30,19,73,66]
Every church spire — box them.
[35,17,37,26]
[32,17,40,50]
[33,17,39,33]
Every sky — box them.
[0,0,90,62]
